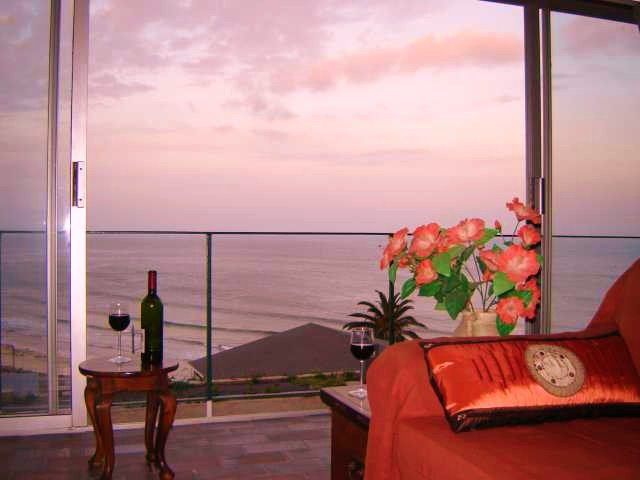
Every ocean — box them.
[1,233,639,373]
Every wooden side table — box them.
[320,386,371,480]
[79,357,179,480]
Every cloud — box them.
[561,17,639,56]
[224,93,295,121]
[89,73,154,100]
[0,2,49,111]
[270,31,521,93]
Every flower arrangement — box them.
[380,198,542,335]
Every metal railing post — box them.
[206,234,213,406]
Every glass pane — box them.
[88,0,524,417]
[56,0,74,412]
[550,13,640,332]
[0,1,51,414]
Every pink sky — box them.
[1,0,639,235]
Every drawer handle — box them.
[347,459,364,480]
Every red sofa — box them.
[365,259,640,480]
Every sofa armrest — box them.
[364,340,445,480]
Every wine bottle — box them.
[141,270,163,365]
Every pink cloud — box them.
[89,73,154,100]
[561,17,639,56]
[271,31,521,93]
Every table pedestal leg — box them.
[85,380,104,470]
[95,393,114,480]
[155,389,177,480]
[145,391,160,465]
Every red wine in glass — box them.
[349,327,374,399]
[350,344,375,361]
[109,302,131,364]
[109,313,130,332]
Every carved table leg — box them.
[85,379,105,470]
[145,391,160,465]
[155,389,177,480]
[95,393,114,480]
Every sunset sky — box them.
[1,0,639,235]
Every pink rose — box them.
[517,225,541,247]
[497,244,540,283]
[415,259,438,286]
[436,230,457,253]
[496,297,525,325]
[479,249,500,271]
[409,223,440,258]
[448,218,485,244]
[506,197,541,225]
[380,228,409,269]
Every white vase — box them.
[453,310,499,337]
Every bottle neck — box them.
[147,270,157,294]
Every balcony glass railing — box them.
[1,230,639,418]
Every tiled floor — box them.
[1,413,331,480]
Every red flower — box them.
[479,249,500,271]
[496,297,525,325]
[506,197,541,225]
[517,225,541,247]
[415,259,438,286]
[380,228,408,269]
[518,279,541,319]
[494,220,502,232]
[448,218,485,244]
[497,244,540,283]
[409,223,440,258]
[436,230,457,253]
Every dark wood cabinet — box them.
[321,386,370,480]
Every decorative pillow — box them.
[422,332,640,432]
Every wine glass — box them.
[348,326,375,399]
[108,301,131,364]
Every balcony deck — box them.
[1,413,330,479]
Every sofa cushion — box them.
[395,415,640,480]
[423,332,640,432]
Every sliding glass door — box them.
[0,0,77,418]
[549,13,640,331]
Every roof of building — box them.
[189,322,361,379]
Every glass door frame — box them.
[0,0,88,432]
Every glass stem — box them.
[360,360,365,388]
[118,332,122,358]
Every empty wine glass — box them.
[348,326,374,399]
[108,301,131,364]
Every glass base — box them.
[109,354,131,364]
[348,387,367,399]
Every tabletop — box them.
[320,385,371,427]
[79,356,179,378]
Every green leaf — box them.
[493,271,515,296]
[447,245,464,258]
[496,316,517,336]
[537,254,544,265]
[419,280,442,297]
[433,252,452,277]
[507,289,533,305]
[491,244,503,253]
[435,302,447,311]
[388,261,398,284]
[401,278,417,299]
[444,288,472,320]
[475,228,497,246]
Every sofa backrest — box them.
[587,258,640,373]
